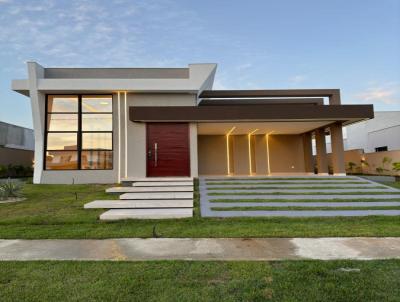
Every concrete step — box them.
[107,186,193,193]
[85,199,193,209]
[133,181,193,187]
[120,192,193,200]
[122,177,193,182]
[100,208,193,220]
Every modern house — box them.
[12,62,374,184]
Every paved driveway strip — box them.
[0,238,399,261]
[200,176,400,217]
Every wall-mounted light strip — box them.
[265,131,274,175]
[248,129,258,175]
[226,126,236,175]
[117,92,121,183]
[124,91,128,178]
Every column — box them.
[302,132,314,174]
[330,122,346,175]
[315,128,329,175]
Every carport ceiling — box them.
[197,121,333,135]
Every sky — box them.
[0,0,399,128]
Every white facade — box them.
[12,62,216,184]
[344,111,400,152]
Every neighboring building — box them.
[0,121,34,166]
[12,62,373,184]
[344,111,400,152]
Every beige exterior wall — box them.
[254,135,268,175]
[232,135,250,175]
[326,149,400,176]
[197,133,308,176]
[269,135,306,174]
[198,135,227,175]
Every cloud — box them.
[289,74,307,84]
[0,0,222,75]
[355,83,400,105]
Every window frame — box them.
[44,94,114,171]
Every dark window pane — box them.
[82,114,112,131]
[82,96,112,113]
[46,151,78,170]
[48,96,78,112]
[47,114,78,131]
[82,132,112,150]
[81,151,113,169]
[47,133,78,150]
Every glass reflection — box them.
[47,133,77,150]
[82,133,112,150]
[82,96,112,112]
[48,96,78,112]
[47,114,78,131]
[81,151,113,169]
[82,114,112,131]
[46,151,78,170]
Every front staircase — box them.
[84,177,193,220]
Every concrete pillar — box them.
[330,122,346,175]
[302,132,314,174]
[315,128,329,175]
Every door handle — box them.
[147,149,152,159]
[154,143,158,167]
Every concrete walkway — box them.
[0,238,399,261]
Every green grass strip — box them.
[207,186,386,190]
[206,181,370,185]
[209,198,400,203]
[211,206,400,211]
[208,191,400,196]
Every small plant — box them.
[376,157,392,175]
[0,178,23,200]
[347,162,357,173]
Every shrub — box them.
[0,164,33,178]
[0,178,23,200]
[347,162,357,173]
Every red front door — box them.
[146,123,190,177]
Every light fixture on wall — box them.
[265,131,274,175]
[226,126,236,175]
[248,129,258,175]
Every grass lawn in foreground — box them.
[0,181,400,238]
[1,260,399,301]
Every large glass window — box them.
[45,95,113,170]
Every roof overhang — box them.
[129,104,374,126]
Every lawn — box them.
[0,181,400,238]
[0,260,399,301]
